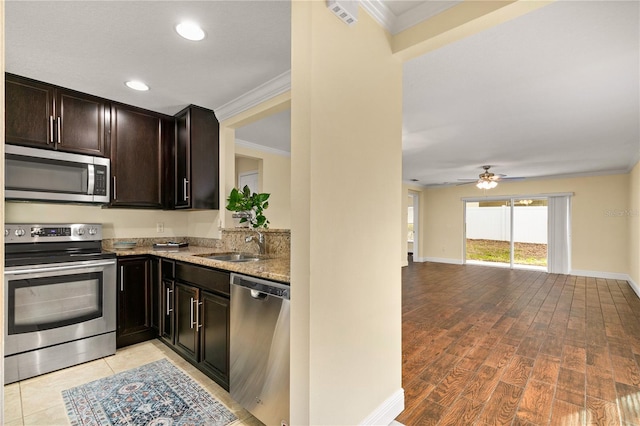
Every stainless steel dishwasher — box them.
[230,273,290,426]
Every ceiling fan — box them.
[458,165,524,189]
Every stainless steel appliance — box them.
[5,144,110,203]
[4,223,117,384]
[230,273,290,426]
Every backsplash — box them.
[220,229,290,257]
[103,229,290,258]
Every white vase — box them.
[232,211,252,228]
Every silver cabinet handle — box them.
[57,116,62,144]
[196,301,203,329]
[120,265,124,292]
[113,176,117,200]
[190,297,195,329]
[166,287,173,315]
[49,116,54,144]
[183,178,189,201]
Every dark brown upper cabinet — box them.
[110,104,172,208]
[171,105,220,210]
[5,73,107,156]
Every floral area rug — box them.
[62,358,237,426]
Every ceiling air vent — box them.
[327,0,358,26]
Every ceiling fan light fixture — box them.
[476,179,498,190]
[176,21,206,41]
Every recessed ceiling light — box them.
[176,21,205,41]
[125,80,150,91]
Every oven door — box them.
[4,259,116,356]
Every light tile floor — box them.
[4,339,264,426]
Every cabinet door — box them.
[110,105,164,207]
[57,89,106,156]
[199,291,230,390]
[174,110,191,208]
[174,283,199,362]
[170,105,219,210]
[5,75,55,148]
[117,257,155,348]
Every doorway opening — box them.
[408,192,419,262]
[464,197,549,271]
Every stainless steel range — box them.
[4,223,117,384]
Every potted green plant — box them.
[226,185,270,228]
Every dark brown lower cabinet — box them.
[156,260,230,390]
[116,257,156,348]
[199,291,230,388]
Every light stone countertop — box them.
[107,245,290,284]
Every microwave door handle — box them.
[87,164,95,195]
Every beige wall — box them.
[4,203,227,240]
[422,173,631,275]
[629,162,640,286]
[235,156,259,178]
[235,144,291,230]
[291,2,403,424]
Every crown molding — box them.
[235,138,291,158]
[215,70,291,122]
[360,0,463,35]
[360,0,395,32]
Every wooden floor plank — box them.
[515,379,555,424]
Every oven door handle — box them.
[5,260,116,275]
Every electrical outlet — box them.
[156,222,164,233]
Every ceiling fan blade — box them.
[456,181,478,186]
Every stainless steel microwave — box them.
[5,145,110,204]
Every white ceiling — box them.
[5,1,639,187]
[5,1,291,116]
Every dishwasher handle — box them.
[230,273,290,300]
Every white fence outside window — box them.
[466,206,548,244]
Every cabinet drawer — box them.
[175,262,230,297]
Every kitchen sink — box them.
[195,252,263,262]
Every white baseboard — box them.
[423,257,464,265]
[627,276,640,299]
[360,388,404,426]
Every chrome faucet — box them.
[245,231,266,255]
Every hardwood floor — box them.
[398,261,640,425]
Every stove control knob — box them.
[88,227,97,235]
[4,229,9,237]
[77,228,85,236]
[15,228,25,237]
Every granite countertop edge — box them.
[107,246,290,284]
